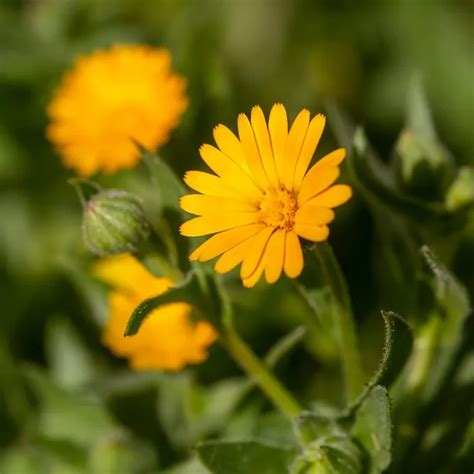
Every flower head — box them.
[47,45,188,176]
[179,104,352,287]
[95,254,217,371]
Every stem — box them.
[313,243,365,402]
[68,178,102,208]
[221,325,302,417]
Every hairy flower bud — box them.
[82,189,150,256]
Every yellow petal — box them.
[293,114,326,190]
[243,258,265,288]
[251,106,279,188]
[214,235,258,274]
[263,228,286,284]
[180,194,256,216]
[238,113,270,190]
[294,223,329,242]
[283,232,303,278]
[305,185,352,208]
[213,124,249,173]
[180,213,257,237]
[282,109,310,190]
[268,103,288,182]
[316,148,346,167]
[240,226,275,279]
[295,205,335,226]
[298,166,340,204]
[189,223,263,261]
[199,144,262,199]
[184,171,244,199]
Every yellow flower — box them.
[47,45,188,176]
[179,104,352,287]
[95,254,217,371]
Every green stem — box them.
[221,325,302,417]
[313,243,365,402]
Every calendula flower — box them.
[95,254,217,371]
[180,104,352,287]
[47,45,188,176]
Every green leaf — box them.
[291,435,363,474]
[45,316,99,390]
[352,386,392,473]
[23,365,119,447]
[349,128,449,224]
[156,373,250,448]
[374,311,413,388]
[421,246,471,399]
[137,147,194,273]
[140,149,186,212]
[89,434,156,474]
[406,73,438,144]
[124,268,218,336]
[348,311,412,413]
[298,243,364,403]
[162,457,210,474]
[445,166,474,211]
[197,440,296,474]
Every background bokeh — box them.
[0,1,473,473]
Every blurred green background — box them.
[0,0,473,473]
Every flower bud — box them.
[82,189,150,256]
[445,167,474,211]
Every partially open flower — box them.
[47,45,188,176]
[95,254,217,371]
[180,104,352,287]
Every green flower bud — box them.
[445,167,474,211]
[82,189,150,256]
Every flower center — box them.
[258,187,298,230]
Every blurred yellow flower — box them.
[47,45,188,176]
[95,254,217,371]
[180,104,352,287]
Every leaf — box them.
[374,311,413,388]
[347,311,412,413]
[124,268,218,336]
[298,243,364,403]
[317,437,363,474]
[89,433,156,474]
[45,316,99,390]
[137,147,194,273]
[291,435,363,474]
[23,365,119,447]
[421,246,471,399]
[197,440,296,474]
[352,386,392,473]
[139,149,186,213]
[349,127,449,224]
[406,73,438,144]
[156,373,250,448]
[162,457,211,474]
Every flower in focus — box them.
[47,45,188,176]
[95,254,217,371]
[180,104,352,287]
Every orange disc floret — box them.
[179,104,352,287]
[95,254,217,371]
[47,44,188,176]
